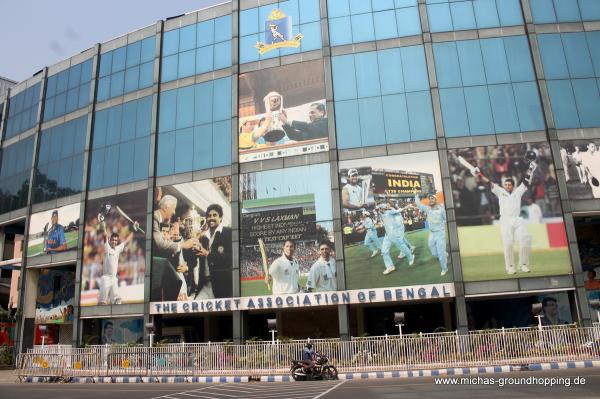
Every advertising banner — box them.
[80,190,147,306]
[557,140,600,199]
[339,152,452,290]
[447,143,572,281]
[100,318,143,345]
[35,268,75,324]
[238,59,328,162]
[240,164,334,297]
[27,203,80,257]
[151,177,232,303]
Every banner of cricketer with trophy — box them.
[239,164,335,297]
[150,177,232,302]
[80,190,147,306]
[447,143,572,281]
[340,152,453,290]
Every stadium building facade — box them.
[1,0,600,348]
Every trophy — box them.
[262,91,286,143]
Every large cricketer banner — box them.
[557,139,600,199]
[150,177,232,303]
[240,164,334,297]
[100,317,143,345]
[447,143,572,281]
[339,152,453,291]
[80,190,147,306]
[27,203,80,257]
[238,59,328,162]
[35,268,75,324]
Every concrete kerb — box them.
[16,360,600,383]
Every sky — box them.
[0,0,226,83]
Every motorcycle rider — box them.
[301,341,315,374]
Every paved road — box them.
[1,368,599,398]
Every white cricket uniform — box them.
[491,182,530,271]
[99,241,125,304]
[572,151,587,183]
[269,255,300,294]
[560,148,570,181]
[585,151,600,198]
[306,258,337,292]
[527,203,543,224]
[343,183,363,208]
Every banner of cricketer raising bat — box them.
[239,164,335,297]
[80,190,147,306]
[339,151,453,291]
[447,143,572,281]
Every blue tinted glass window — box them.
[5,83,41,139]
[427,0,521,32]
[0,137,34,212]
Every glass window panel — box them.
[157,131,175,176]
[497,0,523,26]
[54,92,66,116]
[440,87,469,137]
[457,40,486,86]
[488,83,520,133]
[126,40,142,68]
[109,71,125,98]
[140,37,155,63]
[335,99,362,149]
[88,148,104,190]
[178,50,196,79]
[298,22,321,52]
[355,52,381,97]
[572,78,600,127]
[300,0,320,23]
[450,1,476,31]
[373,0,395,12]
[121,101,137,142]
[135,96,152,138]
[163,29,180,56]
[377,48,404,94]
[58,157,72,189]
[382,93,410,143]
[464,85,494,135]
[96,76,110,102]
[139,61,154,88]
[81,59,92,83]
[193,125,212,170]
[240,34,259,64]
[124,66,140,93]
[48,129,62,162]
[38,133,51,164]
[530,0,556,23]
[580,0,600,20]
[117,140,134,184]
[350,0,371,13]
[504,36,535,82]
[179,24,197,52]
[537,34,569,79]
[240,8,259,36]
[351,13,375,43]
[396,6,421,36]
[56,71,68,94]
[554,0,581,22]
[401,45,429,91]
[100,52,113,77]
[158,89,177,133]
[68,63,82,89]
[161,54,178,83]
[195,82,213,125]
[176,85,195,129]
[329,17,353,46]
[433,42,462,88]
[106,106,122,145]
[112,47,126,72]
[214,15,231,43]
[74,118,87,152]
[279,0,299,23]
[427,3,453,33]
[512,81,544,131]
[473,0,500,28]
[328,0,350,18]
[212,120,230,167]
[214,41,232,70]
[43,97,55,121]
[212,77,231,121]
[481,38,510,84]
[358,97,386,146]
[562,33,594,78]
[93,110,108,149]
[132,137,149,181]
[547,79,579,128]
[70,154,84,191]
[587,32,600,76]
[61,123,76,158]
[374,10,398,40]
[78,83,90,108]
[46,75,57,98]
[174,128,194,174]
[406,91,435,140]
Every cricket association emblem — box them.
[255,9,304,54]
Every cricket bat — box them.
[258,238,270,290]
[116,205,145,235]
[457,155,480,176]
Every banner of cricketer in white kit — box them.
[447,143,572,281]
[339,152,453,291]
[80,190,147,306]
[239,163,335,297]
[557,139,600,200]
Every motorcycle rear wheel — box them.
[322,365,339,380]
[291,365,307,381]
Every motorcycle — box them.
[290,352,338,381]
